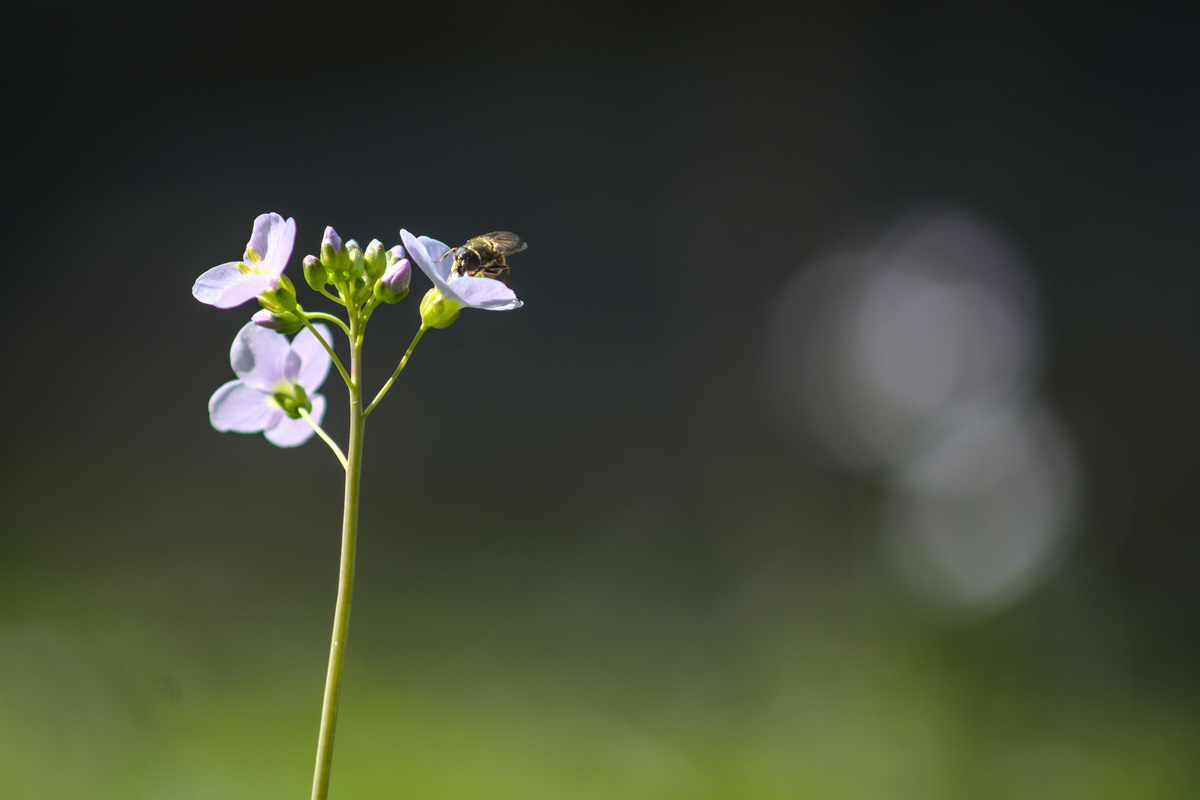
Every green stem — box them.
[360,296,382,325]
[298,408,347,469]
[310,313,365,800]
[299,316,352,389]
[364,324,427,417]
[305,311,352,336]
[318,285,347,306]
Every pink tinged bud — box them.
[383,258,411,293]
[251,308,303,334]
[375,257,411,304]
[321,226,343,273]
[322,226,343,253]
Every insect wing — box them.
[480,231,527,257]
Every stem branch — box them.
[304,311,352,336]
[298,408,347,469]
[364,324,427,416]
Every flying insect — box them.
[442,231,526,282]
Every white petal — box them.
[230,322,290,391]
[419,236,452,272]
[262,215,297,276]
[282,349,302,383]
[246,213,284,259]
[192,262,272,308]
[292,323,333,392]
[209,380,279,432]
[400,229,453,285]
[265,394,325,447]
[448,276,524,310]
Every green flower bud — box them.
[320,227,343,274]
[374,280,408,304]
[419,287,461,329]
[303,254,329,291]
[364,239,387,280]
[252,308,304,334]
[345,240,365,281]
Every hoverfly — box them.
[441,231,527,282]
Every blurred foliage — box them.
[2,547,1197,799]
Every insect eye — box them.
[460,251,481,271]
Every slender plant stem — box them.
[364,324,427,416]
[305,311,352,336]
[318,285,348,306]
[311,312,365,800]
[299,316,352,389]
[298,408,347,469]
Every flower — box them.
[193,213,297,308]
[400,230,522,324]
[208,321,333,447]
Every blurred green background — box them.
[2,2,1197,798]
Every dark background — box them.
[1,2,1197,798]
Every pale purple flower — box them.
[193,213,297,308]
[208,321,333,447]
[400,229,522,311]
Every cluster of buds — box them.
[302,227,413,309]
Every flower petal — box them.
[282,349,302,383]
[265,394,325,447]
[246,213,285,257]
[261,215,297,277]
[291,323,333,392]
[400,229,453,284]
[209,380,280,432]
[229,322,290,391]
[445,275,523,310]
[192,261,274,308]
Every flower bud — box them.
[252,308,304,334]
[303,254,329,291]
[364,239,387,280]
[374,255,411,304]
[344,239,365,281]
[419,287,461,329]
[320,226,343,273]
